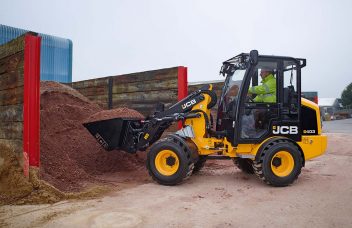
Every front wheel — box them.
[253,140,303,187]
[147,137,194,186]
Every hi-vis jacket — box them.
[249,74,276,103]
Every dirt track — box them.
[1,128,352,227]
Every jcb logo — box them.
[272,126,298,135]
[95,133,108,149]
[182,99,196,110]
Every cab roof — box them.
[224,52,306,69]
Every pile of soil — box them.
[40,81,148,192]
[85,107,145,122]
[40,81,91,103]
[0,144,33,204]
[0,143,67,205]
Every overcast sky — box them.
[1,0,351,97]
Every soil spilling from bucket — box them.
[40,81,148,193]
[85,108,145,122]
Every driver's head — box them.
[260,68,273,79]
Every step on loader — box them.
[84,50,327,187]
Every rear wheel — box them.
[233,158,254,174]
[147,137,194,185]
[253,140,303,187]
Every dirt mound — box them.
[0,144,33,204]
[85,107,145,123]
[40,81,91,103]
[0,144,65,205]
[40,82,147,193]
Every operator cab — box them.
[217,51,306,146]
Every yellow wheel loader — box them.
[84,50,327,187]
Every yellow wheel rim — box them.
[155,150,179,176]
[271,151,294,177]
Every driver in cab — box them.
[248,69,276,103]
[241,68,277,138]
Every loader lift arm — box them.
[84,85,217,153]
[136,84,217,150]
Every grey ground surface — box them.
[323,118,352,134]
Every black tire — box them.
[193,155,207,174]
[233,158,254,174]
[253,139,303,187]
[147,137,194,186]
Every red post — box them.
[23,34,41,174]
[177,66,188,129]
[314,96,318,104]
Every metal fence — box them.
[0,24,72,83]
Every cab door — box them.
[234,59,280,145]
[278,60,301,141]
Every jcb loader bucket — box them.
[83,118,142,153]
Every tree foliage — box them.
[341,82,352,107]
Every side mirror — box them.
[249,50,259,65]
